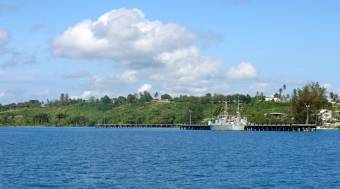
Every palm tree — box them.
[330,92,334,102]
[154,92,159,99]
[279,88,283,98]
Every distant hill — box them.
[0,93,293,126]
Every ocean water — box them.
[0,128,340,189]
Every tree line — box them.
[0,82,337,126]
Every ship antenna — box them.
[224,100,228,117]
[237,96,240,118]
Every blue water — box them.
[1,128,340,188]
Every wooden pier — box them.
[178,124,210,130]
[95,124,210,130]
[245,124,317,132]
[95,123,317,131]
[95,124,176,128]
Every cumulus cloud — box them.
[53,8,225,95]
[120,70,137,83]
[138,83,152,93]
[227,62,257,80]
[80,90,109,99]
[153,47,222,81]
[53,8,196,65]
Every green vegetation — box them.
[0,93,287,126]
[0,83,337,127]
[291,82,331,124]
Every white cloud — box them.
[138,83,152,93]
[80,90,112,99]
[154,47,222,81]
[53,8,224,95]
[81,90,97,99]
[149,47,223,95]
[121,70,137,83]
[227,62,257,80]
[0,29,9,47]
[53,8,196,65]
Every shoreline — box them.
[1,125,339,131]
[0,125,93,128]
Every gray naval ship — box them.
[209,98,247,131]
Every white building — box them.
[264,112,288,120]
[319,109,334,123]
[265,97,281,102]
[152,98,171,103]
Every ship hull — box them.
[210,124,245,131]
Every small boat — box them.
[209,97,247,131]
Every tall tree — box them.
[161,94,172,100]
[279,88,283,98]
[154,92,159,99]
[115,96,127,105]
[139,91,153,102]
[60,93,65,104]
[291,82,330,124]
[127,94,137,103]
[99,95,113,111]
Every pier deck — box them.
[95,123,317,131]
[245,124,317,132]
[95,124,210,130]
[95,124,176,128]
[178,124,210,130]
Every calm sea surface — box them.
[0,127,340,189]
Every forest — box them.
[0,83,337,126]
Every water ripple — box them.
[0,128,340,188]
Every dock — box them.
[245,124,317,132]
[95,123,317,131]
[95,124,176,128]
[95,124,210,130]
[178,124,210,130]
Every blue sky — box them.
[0,0,339,104]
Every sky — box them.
[0,0,339,104]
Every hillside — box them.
[0,95,291,126]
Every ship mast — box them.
[236,96,241,121]
[224,100,228,117]
[237,96,240,115]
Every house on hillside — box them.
[319,109,335,123]
[265,97,281,102]
[152,98,171,103]
[264,112,288,120]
